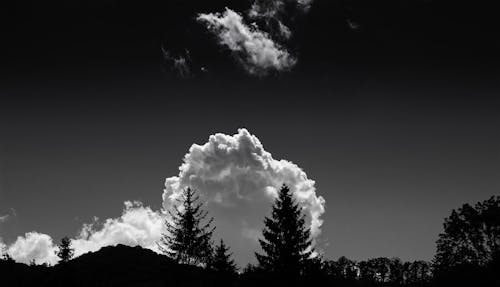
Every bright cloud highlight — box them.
[7,232,58,265]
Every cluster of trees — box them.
[1,186,498,287]
[154,189,500,286]
[147,185,500,286]
[156,185,312,278]
[320,256,432,285]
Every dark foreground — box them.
[1,245,498,287]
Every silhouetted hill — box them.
[0,245,224,287]
[1,243,498,286]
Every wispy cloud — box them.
[0,214,9,223]
[0,208,16,223]
[198,9,296,76]
[162,47,193,78]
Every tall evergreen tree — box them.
[56,236,74,263]
[211,239,238,275]
[158,187,215,266]
[255,184,313,275]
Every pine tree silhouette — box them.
[56,236,74,263]
[158,187,215,266]
[211,239,238,275]
[255,184,313,275]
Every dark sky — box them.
[0,0,499,264]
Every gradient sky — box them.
[1,0,499,265]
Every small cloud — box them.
[0,237,6,252]
[0,208,17,223]
[249,0,313,19]
[0,214,9,223]
[7,232,58,265]
[278,21,292,39]
[162,47,193,78]
[197,8,296,76]
[242,225,261,242]
[347,19,360,30]
[297,0,314,12]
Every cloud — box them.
[0,208,16,223]
[249,0,313,19]
[161,47,193,78]
[163,128,326,264]
[346,19,360,30]
[7,232,58,265]
[0,214,9,223]
[3,129,326,266]
[0,237,6,252]
[197,8,296,75]
[72,201,164,257]
[248,0,313,39]
[298,0,314,11]
[5,201,164,265]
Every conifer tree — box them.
[255,184,313,275]
[56,236,74,263]
[211,239,238,275]
[158,187,215,266]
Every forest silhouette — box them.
[1,185,499,287]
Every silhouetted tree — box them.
[404,260,432,286]
[359,259,376,282]
[56,236,74,263]
[210,239,237,275]
[303,254,327,278]
[255,184,313,275]
[158,187,215,266]
[389,257,405,285]
[359,257,394,283]
[242,263,261,274]
[434,196,500,272]
[337,256,359,280]
[324,256,359,280]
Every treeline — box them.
[1,186,499,287]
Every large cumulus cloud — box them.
[4,129,325,266]
[197,9,296,76]
[163,128,325,264]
